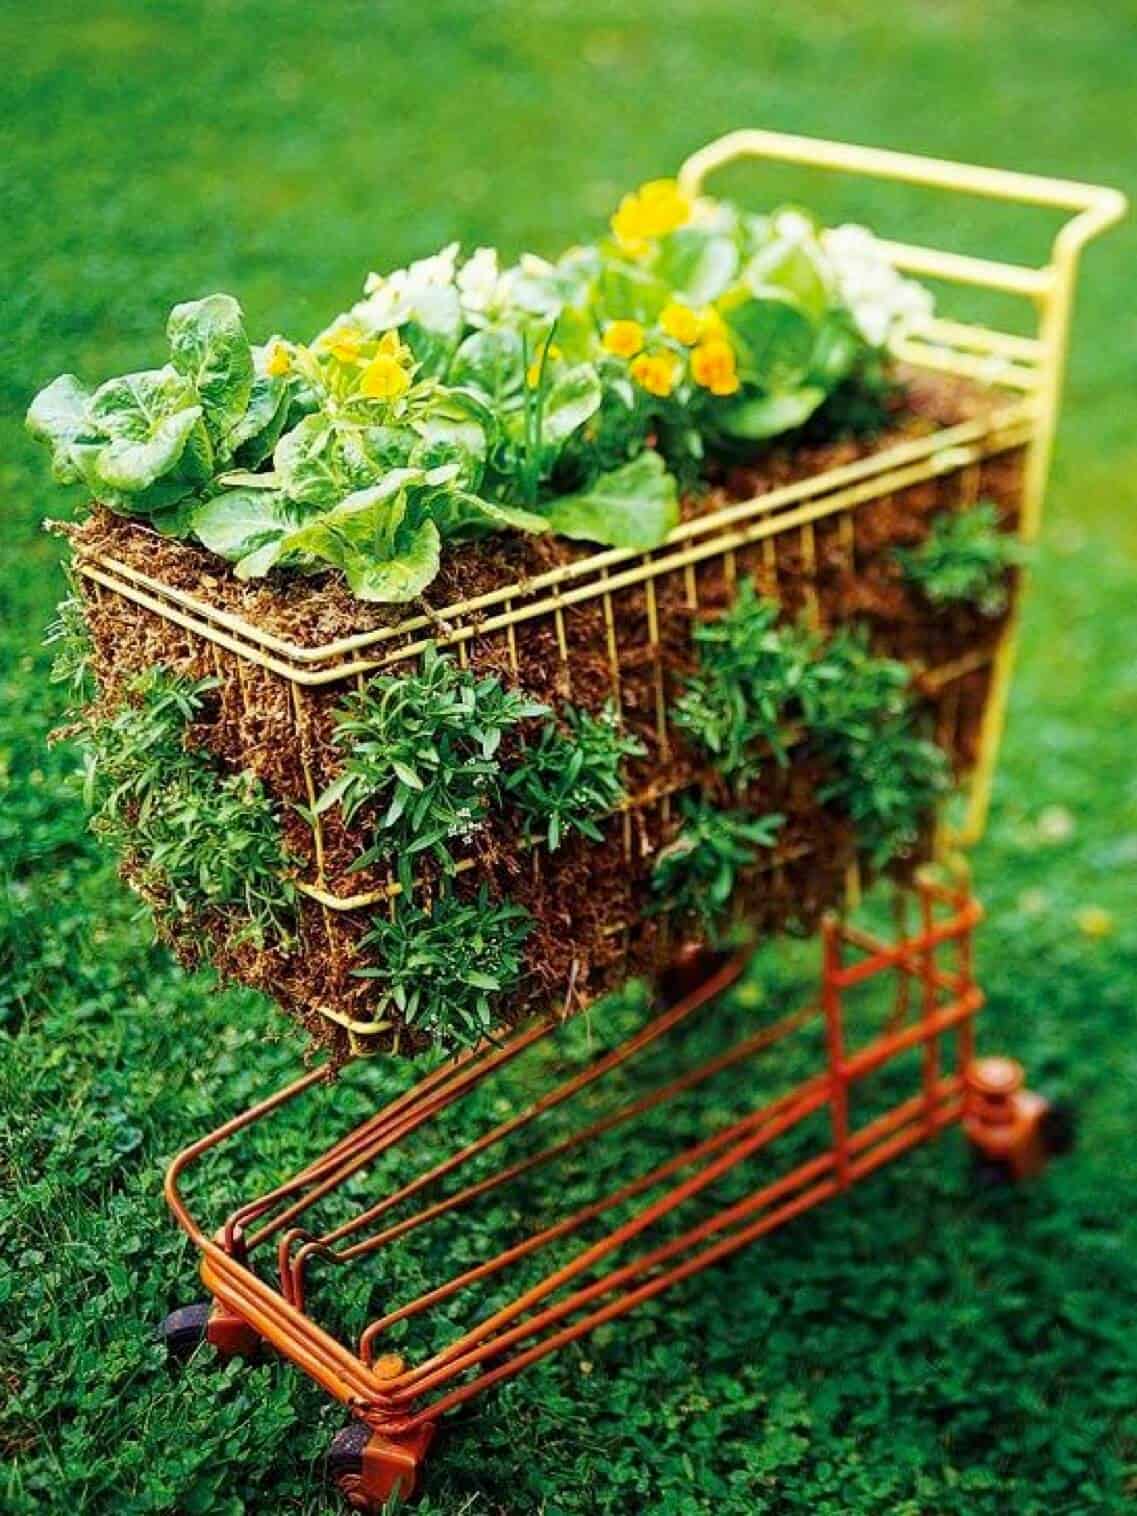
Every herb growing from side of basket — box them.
[896,502,1026,616]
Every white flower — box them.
[457,246,506,316]
[355,242,461,329]
[821,224,934,347]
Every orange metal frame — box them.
[165,871,1022,1504]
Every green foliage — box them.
[809,628,950,867]
[43,587,93,701]
[675,582,949,867]
[317,646,548,886]
[356,886,531,1048]
[27,169,931,600]
[80,668,297,944]
[506,701,644,850]
[652,794,783,940]
[673,580,818,785]
[897,502,1026,615]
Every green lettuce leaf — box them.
[167,293,255,440]
[25,374,98,485]
[724,291,816,390]
[539,451,678,550]
[655,227,739,306]
[87,367,206,495]
[540,362,602,447]
[715,387,827,441]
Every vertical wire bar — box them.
[552,595,572,699]
[799,522,820,629]
[821,916,851,1189]
[599,569,632,867]
[503,601,521,681]
[955,882,977,1075]
[918,879,940,1135]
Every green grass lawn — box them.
[3,2,1136,1511]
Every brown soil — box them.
[68,368,1027,1060]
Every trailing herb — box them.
[673,580,818,787]
[652,795,783,941]
[316,646,548,887]
[44,585,94,701]
[675,580,949,868]
[79,668,297,944]
[28,186,932,603]
[809,629,949,868]
[896,503,1025,615]
[506,702,644,850]
[356,887,532,1049]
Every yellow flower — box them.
[629,350,678,398]
[376,329,409,362]
[660,302,700,346]
[690,337,740,396]
[602,320,645,359]
[264,340,291,378]
[359,354,411,401]
[696,306,727,342]
[316,324,364,364]
[610,178,691,253]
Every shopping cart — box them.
[145,130,1122,1508]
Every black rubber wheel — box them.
[160,1301,211,1361]
[971,1152,1015,1189]
[658,944,731,1008]
[1040,1100,1077,1158]
[328,1423,372,1510]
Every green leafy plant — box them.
[79,668,297,944]
[506,701,644,850]
[809,629,950,867]
[675,580,949,868]
[651,794,783,940]
[28,189,931,601]
[673,579,819,787]
[44,586,94,701]
[316,646,548,887]
[355,886,532,1048]
[896,502,1025,615]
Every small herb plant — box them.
[356,887,531,1048]
[80,668,297,944]
[316,646,548,887]
[809,629,949,868]
[896,503,1024,615]
[652,795,784,941]
[506,702,644,850]
[44,586,94,701]
[675,581,949,868]
[673,580,817,786]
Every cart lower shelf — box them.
[163,872,1071,1510]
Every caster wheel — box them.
[658,942,730,1008]
[971,1152,1014,1189]
[160,1301,212,1361]
[328,1420,436,1509]
[1040,1099,1076,1157]
[329,1423,373,1511]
